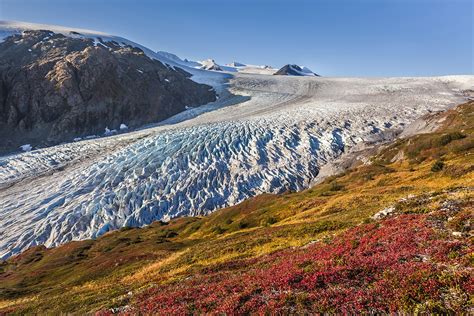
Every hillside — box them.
[1,100,472,314]
[0,24,216,153]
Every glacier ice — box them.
[0,73,472,259]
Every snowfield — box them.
[0,21,473,259]
[0,73,472,259]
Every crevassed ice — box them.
[0,74,472,259]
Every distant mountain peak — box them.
[227,61,246,67]
[274,64,319,76]
[199,59,223,71]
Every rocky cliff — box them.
[0,30,216,152]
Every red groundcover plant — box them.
[121,213,472,314]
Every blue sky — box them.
[0,0,472,76]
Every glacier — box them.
[1,72,472,259]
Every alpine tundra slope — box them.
[0,22,473,259]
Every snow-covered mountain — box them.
[0,21,186,69]
[0,21,473,259]
[0,21,285,77]
[274,64,319,76]
[228,61,246,67]
[155,50,201,68]
[199,58,224,71]
[196,59,276,74]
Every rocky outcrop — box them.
[0,30,216,153]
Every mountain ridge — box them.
[0,28,216,152]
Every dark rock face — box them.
[0,30,216,153]
[273,64,319,76]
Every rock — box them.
[0,30,216,153]
[372,206,396,220]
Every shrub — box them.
[165,231,178,238]
[436,132,466,146]
[212,226,226,234]
[431,160,445,172]
[329,181,344,191]
[131,236,143,244]
[188,222,201,233]
[265,216,278,225]
[453,139,474,153]
[363,173,374,181]
[238,221,249,229]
